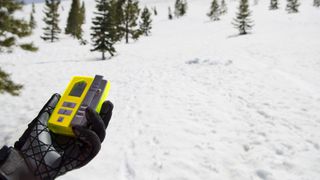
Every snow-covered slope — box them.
[1,0,320,179]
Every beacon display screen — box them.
[69,81,87,97]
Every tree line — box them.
[0,0,319,95]
[0,0,153,95]
[205,0,308,35]
[168,0,312,35]
[40,0,153,60]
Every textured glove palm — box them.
[13,94,113,180]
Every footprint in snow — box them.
[256,169,274,180]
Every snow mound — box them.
[186,58,233,66]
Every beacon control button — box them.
[58,109,66,115]
[64,110,73,115]
[58,109,73,115]
[62,102,76,108]
[57,117,64,122]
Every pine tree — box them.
[168,7,173,20]
[182,0,187,16]
[232,0,253,35]
[65,0,82,39]
[174,0,181,17]
[207,0,220,21]
[174,0,187,18]
[41,0,61,42]
[153,6,158,15]
[220,0,227,14]
[30,1,37,30]
[29,12,36,29]
[91,0,116,60]
[78,1,86,43]
[20,43,38,51]
[0,1,31,96]
[109,0,125,42]
[270,0,279,10]
[0,0,34,52]
[286,0,300,13]
[123,0,140,43]
[140,7,152,36]
[315,0,320,7]
[32,2,36,13]
[0,68,23,96]
[80,1,86,24]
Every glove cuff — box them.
[0,147,37,180]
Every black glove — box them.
[1,93,113,180]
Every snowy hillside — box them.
[1,0,320,179]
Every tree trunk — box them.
[125,22,129,43]
[102,51,105,60]
[125,32,128,43]
[51,28,54,42]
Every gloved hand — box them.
[0,94,113,180]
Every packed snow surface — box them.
[1,0,320,179]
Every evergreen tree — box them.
[174,0,187,18]
[286,0,300,13]
[0,0,34,52]
[123,0,140,43]
[154,7,158,16]
[80,1,86,24]
[0,68,23,96]
[32,2,36,13]
[109,0,125,42]
[207,0,220,21]
[0,1,34,96]
[174,0,181,17]
[315,0,320,7]
[29,12,36,29]
[78,1,86,43]
[140,7,152,36]
[20,43,38,51]
[270,0,279,10]
[65,0,82,39]
[168,7,173,20]
[232,0,253,35]
[220,0,227,14]
[41,0,61,42]
[91,0,116,60]
[181,0,187,16]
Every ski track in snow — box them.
[1,0,320,179]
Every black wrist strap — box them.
[0,146,10,180]
[0,148,37,180]
[0,146,10,165]
[0,174,6,180]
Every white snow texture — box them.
[0,0,320,179]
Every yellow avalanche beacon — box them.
[48,75,111,137]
